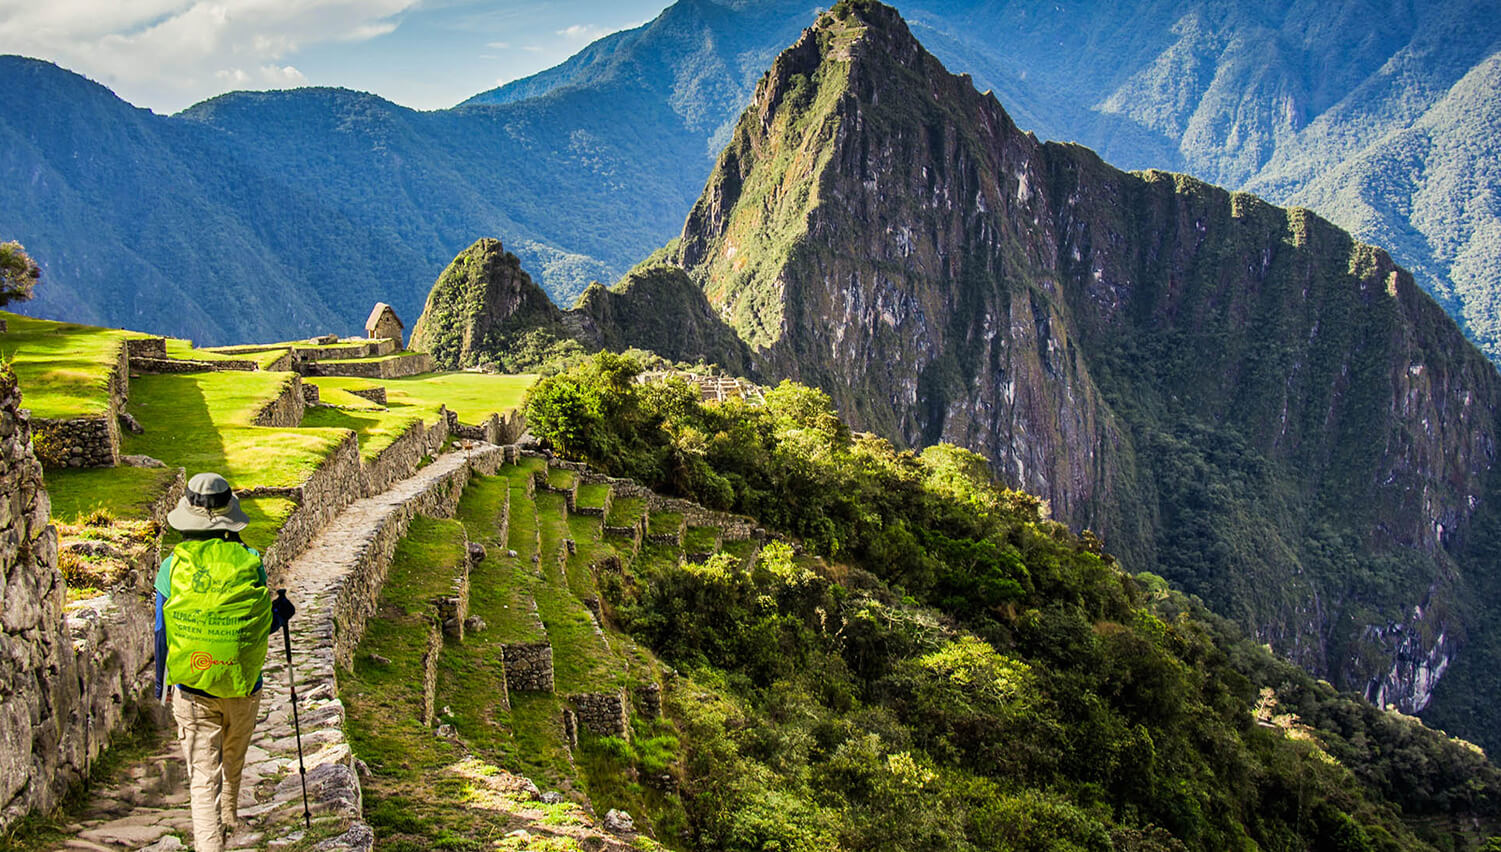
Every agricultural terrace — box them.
[308,372,535,422]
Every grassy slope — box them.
[349,459,702,847]
[309,372,534,423]
[299,407,423,461]
[1,312,138,418]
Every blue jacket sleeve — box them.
[154,590,167,699]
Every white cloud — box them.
[485,40,510,49]
[0,0,417,112]
[556,23,606,41]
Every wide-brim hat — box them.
[167,472,250,532]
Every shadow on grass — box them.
[121,374,227,481]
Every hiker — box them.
[154,472,295,852]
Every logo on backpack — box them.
[165,539,271,697]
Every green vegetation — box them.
[645,512,683,539]
[545,467,577,491]
[164,339,289,369]
[604,497,645,529]
[309,372,534,423]
[682,526,721,554]
[574,483,609,510]
[408,238,581,372]
[0,241,39,308]
[520,350,1501,851]
[0,313,135,418]
[300,406,422,461]
[122,372,345,487]
[351,465,679,849]
[45,466,179,522]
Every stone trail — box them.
[50,447,496,851]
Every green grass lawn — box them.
[545,467,577,491]
[313,386,387,410]
[44,466,180,522]
[683,525,723,554]
[311,372,535,423]
[720,537,760,566]
[394,516,468,610]
[646,512,684,538]
[574,483,609,510]
[564,514,610,602]
[1,312,138,418]
[123,372,346,488]
[300,407,423,461]
[605,496,645,529]
[164,339,288,369]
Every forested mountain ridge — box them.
[467,0,1501,752]
[3,0,1498,358]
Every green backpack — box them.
[164,539,272,697]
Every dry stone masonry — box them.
[570,690,629,737]
[0,371,159,828]
[250,375,307,428]
[502,643,556,693]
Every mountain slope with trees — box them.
[436,0,1501,754]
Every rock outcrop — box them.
[408,238,569,370]
[409,239,751,373]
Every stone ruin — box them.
[364,303,406,350]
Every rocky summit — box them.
[411,237,752,374]
[444,1,1501,748]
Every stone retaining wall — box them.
[125,338,166,359]
[262,434,363,580]
[635,683,661,721]
[130,357,259,373]
[446,408,527,447]
[348,386,387,406]
[302,383,322,405]
[0,377,160,829]
[31,343,127,471]
[502,643,555,693]
[362,409,449,497]
[577,470,761,541]
[327,447,507,671]
[31,414,119,469]
[420,620,443,728]
[301,353,434,380]
[251,376,307,428]
[436,541,471,641]
[571,689,628,737]
[262,351,294,373]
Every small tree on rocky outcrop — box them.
[0,241,40,307]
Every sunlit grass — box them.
[0,312,139,418]
[310,372,535,423]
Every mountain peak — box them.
[676,0,1025,349]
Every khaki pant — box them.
[172,689,262,852]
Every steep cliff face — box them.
[668,1,1501,742]
[567,263,754,374]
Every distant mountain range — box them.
[1,0,1497,357]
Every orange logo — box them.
[189,651,234,671]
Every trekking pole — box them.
[276,589,312,829]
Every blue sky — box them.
[0,0,674,113]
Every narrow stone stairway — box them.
[51,446,503,851]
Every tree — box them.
[0,242,39,307]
